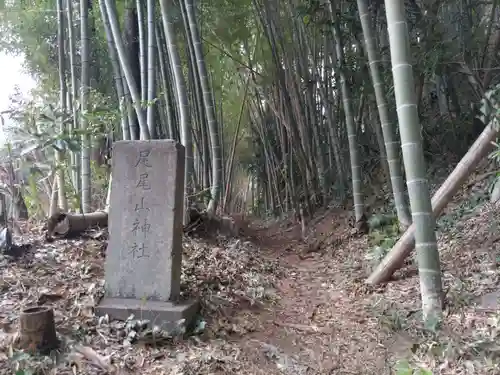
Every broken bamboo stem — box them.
[46,210,108,240]
[367,121,499,285]
[19,306,58,354]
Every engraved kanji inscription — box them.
[136,173,151,190]
[131,217,151,235]
[135,149,152,168]
[135,197,150,212]
[129,242,149,258]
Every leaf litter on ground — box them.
[2,167,500,375]
[0,229,283,374]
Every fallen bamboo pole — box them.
[367,121,499,285]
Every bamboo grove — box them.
[1,0,500,322]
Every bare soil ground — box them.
[2,175,500,374]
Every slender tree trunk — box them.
[159,0,195,223]
[367,121,499,284]
[80,0,92,212]
[357,0,411,228]
[66,0,81,199]
[136,0,147,103]
[98,0,130,141]
[385,0,443,322]
[104,0,149,139]
[330,8,365,222]
[146,0,156,138]
[56,0,68,211]
[182,0,222,215]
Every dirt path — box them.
[229,214,397,374]
[224,202,500,375]
[3,203,497,374]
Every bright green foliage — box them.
[0,0,262,177]
[395,360,433,375]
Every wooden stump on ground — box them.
[19,306,58,354]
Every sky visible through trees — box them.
[0,51,35,141]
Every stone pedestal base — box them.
[95,297,199,331]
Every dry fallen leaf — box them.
[1,176,500,375]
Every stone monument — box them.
[95,140,198,331]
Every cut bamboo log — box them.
[19,306,58,354]
[367,122,499,285]
[46,210,108,241]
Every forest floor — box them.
[2,167,500,374]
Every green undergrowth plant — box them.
[62,161,81,213]
[23,172,45,219]
[8,350,57,375]
[436,189,489,232]
[64,160,110,212]
[394,360,433,375]
[371,295,500,374]
[365,213,400,267]
[371,299,436,374]
[371,298,416,332]
[90,160,110,209]
[391,322,500,375]
[434,83,500,234]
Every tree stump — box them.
[18,306,58,354]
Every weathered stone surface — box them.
[478,291,500,311]
[96,140,198,329]
[96,298,199,332]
